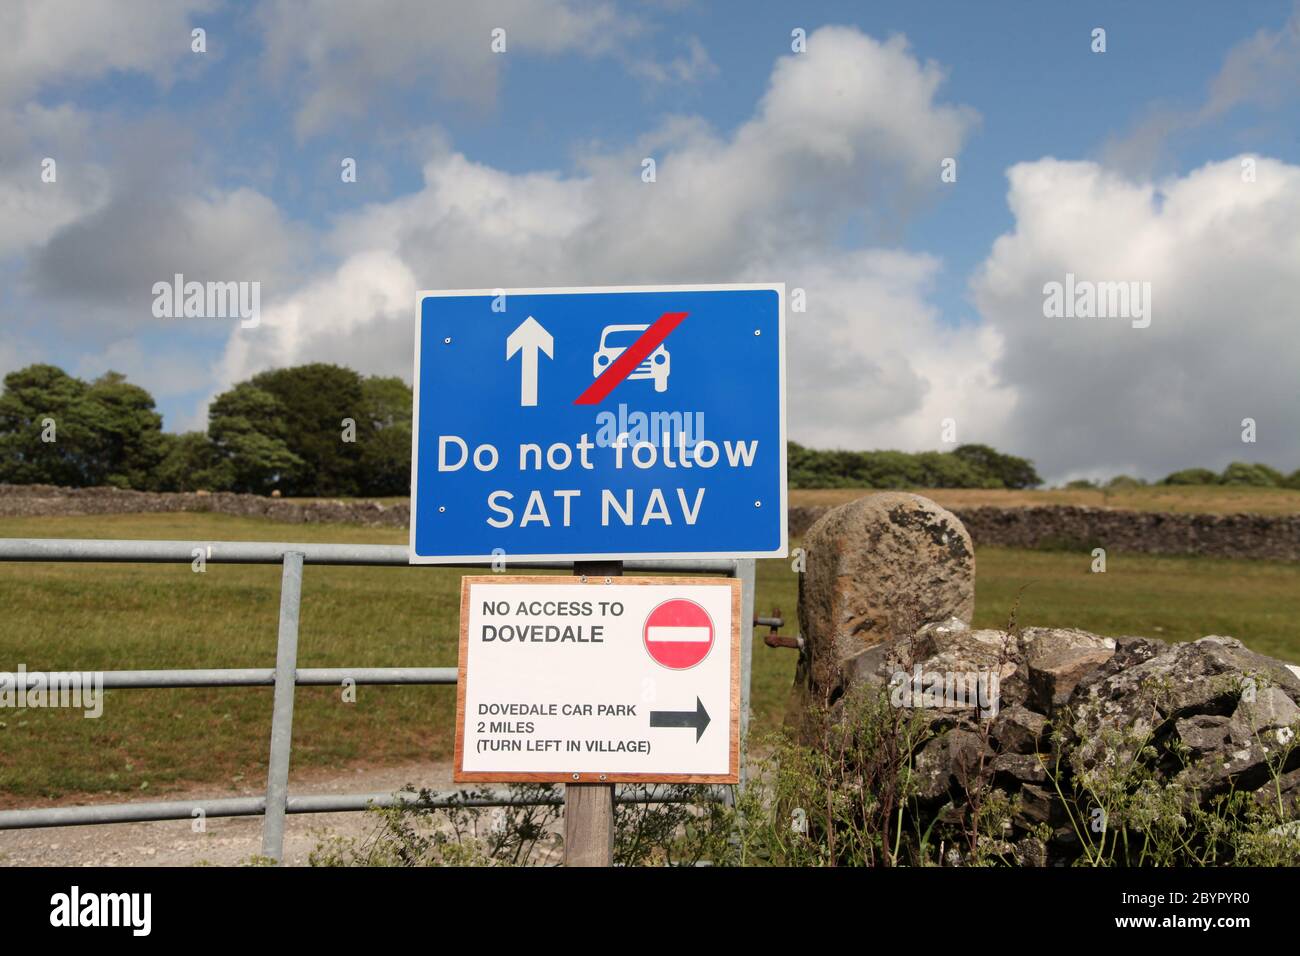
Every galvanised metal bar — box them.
[261,551,303,861]
[0,537,738,573]
[0,784,728,830]
[102,669,277,689]
[0,797,267,829]
[0,537,409,566]
[292,667,456,686]
[6,668,458,689]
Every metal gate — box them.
[0,537,756,862]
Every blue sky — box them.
[3,0,1299,481]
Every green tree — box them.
[1218,461,1279,487]
[786,442,820,486]
[203,365,414,497]
[858,450,925,488]
[952,443,1042,489]
[250,364,366,496]
[786,441,1040,490]
[0,364,90,485]
[151,431,229,492]
[1254,463,1285,486]
[0,364,163,488]
[1162,467,1218,485]
[81,372,166,488]
[208,383,301,493]
[357,375,412,496]
[913,450,999,488]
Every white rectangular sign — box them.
[454,576,740,784]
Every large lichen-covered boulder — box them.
[795,492,975,708]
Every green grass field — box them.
[1,512,1298,802]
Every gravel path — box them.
[0,762,453,867]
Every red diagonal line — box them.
[573,311,687,405]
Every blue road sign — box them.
[410,285,787,563]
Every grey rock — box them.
[1193,636,1300,700]
[879,626,1018,721]
[1234,686,1300,737]
[784,482,1300,862]
[991,705,1048,754]
[853,618,1015,690]
[913,728,986,802]
[1013,784,1056,827]
[1173,714,1236,759]
[1021,627,1115,711]
[911,616,978,661]
[1067,636,1265,727]
[991,753,1048,785]
[1071,635,1169,698]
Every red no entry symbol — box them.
[643,599,714,670]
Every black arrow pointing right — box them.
[649,697,711,742]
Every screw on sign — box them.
[643,599,714,669]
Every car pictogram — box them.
[592,324,670,392]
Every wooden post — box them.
[564,559,622,866]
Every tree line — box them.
[1071,463,1300,490]
[4,362,1291,495]
[788,441,1042,489]
[0,363,412,496]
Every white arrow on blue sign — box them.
[409,284,787,563]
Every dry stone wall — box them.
[4,484,1299,560]
[793,502,1300,560]
[0,484,409,528]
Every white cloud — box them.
[257,0,642,137]
[628,35,718,85]
[1103,5,1300,174]
[213,25,985,459]
[0,0,213,103]
[780,250,1012,452]
[972,156,1300,480]
[30,185,309,327]
[310,26,974,288]
[0,0,211,262]
[218,249,417,389]
[0,103,111,259]
[1201,4,1300,120]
